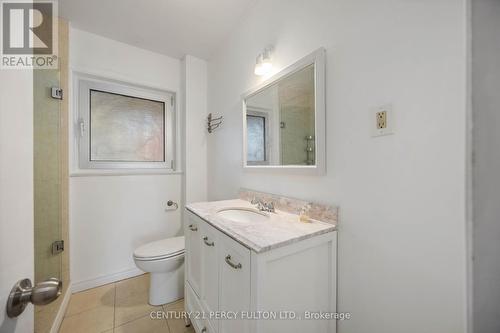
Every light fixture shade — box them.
[261,61,273,72]
[254,53,265,76]
[254,65,265,76]
[254,48,273,76]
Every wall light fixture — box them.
[254,47,273,76]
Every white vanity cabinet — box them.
[185,209,337,333]
[185,212,251,333]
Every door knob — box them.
[6,278,62,318]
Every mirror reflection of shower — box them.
[305,135,315,165]
[245,64,316,166]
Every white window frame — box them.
[75,74,176,170]
[246,107,271,166]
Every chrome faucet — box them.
[251,197,275,213]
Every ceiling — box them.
[59,0,256,60]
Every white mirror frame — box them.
[242,47,326,175]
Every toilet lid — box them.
[134,236,185,260]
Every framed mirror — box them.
[242,48,326,174]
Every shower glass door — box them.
[33,19,69,333]
[34,66,61,287]
[33,61,63,333]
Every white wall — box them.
[207,0,468,332]
[471,0,500,332]
[0,70,34,332]
[183,55,208,204]
[69,28,184,290]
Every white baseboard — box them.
[50,282,72,333]
[72,267,144,293]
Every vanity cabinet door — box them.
[200,223,219,317]
[218,235,251,333]
[186,213,202,297]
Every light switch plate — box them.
[372,104,394,137]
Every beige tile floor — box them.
[59,274,195,333]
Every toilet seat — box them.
[133,236,185,261]
[133,251,184,262]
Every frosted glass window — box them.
[247,115,266,162]
[77,75,174,171]
[90,90,165,162]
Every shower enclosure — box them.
[33,20,69,333]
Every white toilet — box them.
[133,236,185,306]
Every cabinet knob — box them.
[203,236,215,247]
[188,224,198,232]
[225,255,242,270]
[201,328,207,333]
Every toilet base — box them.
[148,265,184,306]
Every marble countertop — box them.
[186,199,337,253]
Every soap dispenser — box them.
[299,204,311,223]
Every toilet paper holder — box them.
[166,200,178,211]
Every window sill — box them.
[70,169,183,177]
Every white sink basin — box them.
[216,208,269,223]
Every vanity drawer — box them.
[194,318,217,333]
[187,281,218,333]
[202,318,217,333]
[186,282,204,333]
